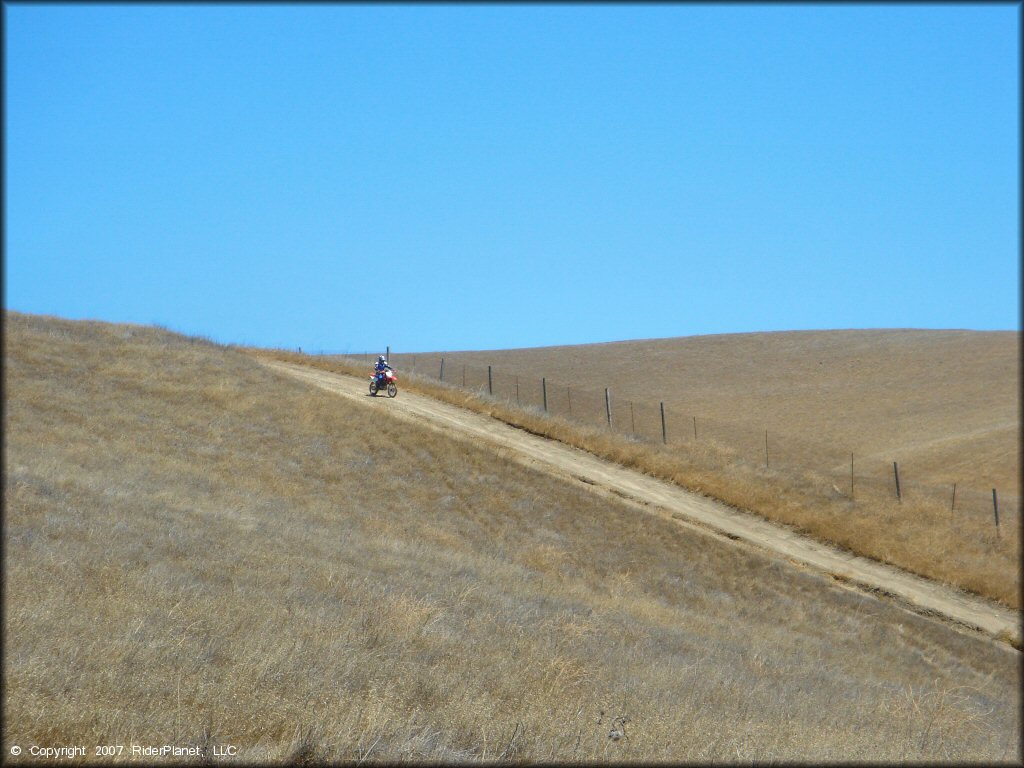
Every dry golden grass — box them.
[400,329,1020,495]
[257,347,1020,611]
[5,312,1020,762]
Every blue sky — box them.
[4,3,1019,353]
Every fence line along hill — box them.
[4,311,1020,761]
[384,329,1019,497]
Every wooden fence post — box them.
[567,387,572,417]
[462,365,466,387]
[386,345,390,363]
[893,461,901,502]
[764,430,769,468]
[693,416,697,440]
[660,402,667,444]
[993,489,1000,536]
[488,365,492,396]
[850,453,854,499]
[951,483,957,512]
[440,357,445,381]
[542,378,547,412]
[515,376,519,406]
[605,388,612,429]
[630,402,636,434]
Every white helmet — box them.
[378,355,386,363]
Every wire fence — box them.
[317,349,1019,529]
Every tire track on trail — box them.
[260,358,1021,650]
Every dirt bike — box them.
[369,368,398,398]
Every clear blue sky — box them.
[4,3,1019,353]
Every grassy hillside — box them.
[284,348,1019,610]
[4,313,1020,762]
[400,329,1020,495]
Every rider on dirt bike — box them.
[370,355,398,397]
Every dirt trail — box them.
[261,359,1021,649]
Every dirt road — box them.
[261,359,1020,649]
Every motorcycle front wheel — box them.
[387,383,398,398]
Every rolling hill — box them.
[4,312,1019,762]
[399,329,1020,496]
